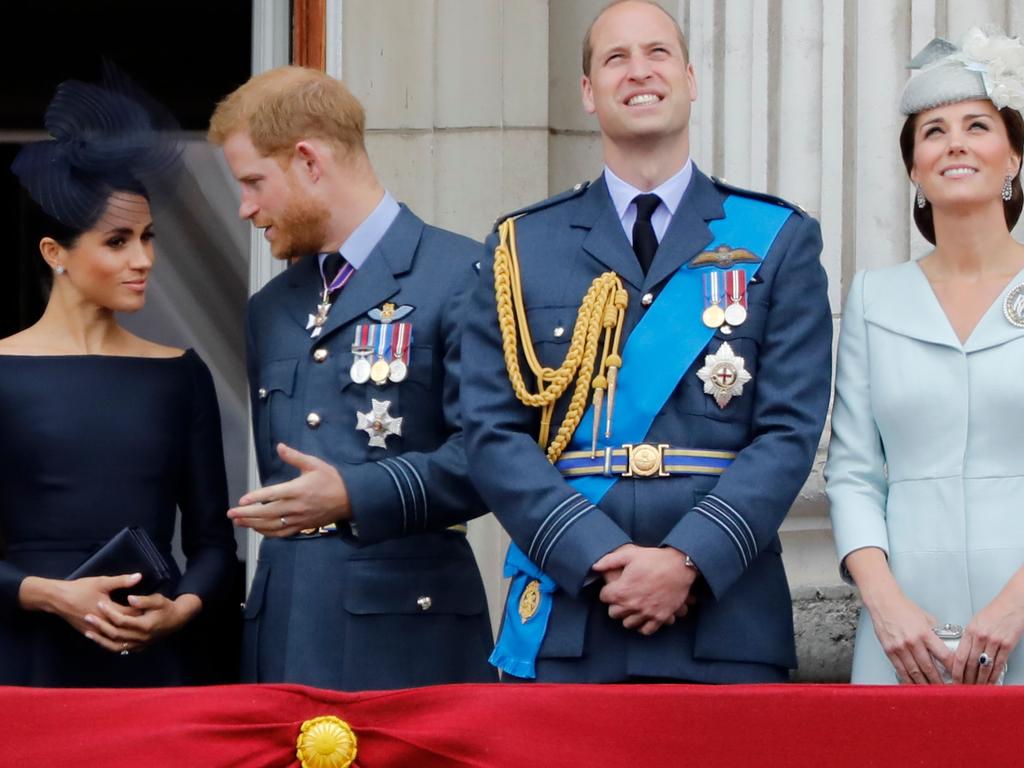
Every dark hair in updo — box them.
[21,177,150,251]
[900,106,1024,244]
[11,68,178,244]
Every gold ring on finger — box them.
[120,643,129,657]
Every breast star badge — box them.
[697,341,752,408]
[356,399,403,447]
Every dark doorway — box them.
[0,0,252,336]
[0,0,254,683]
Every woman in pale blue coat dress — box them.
[827,28,1024,685]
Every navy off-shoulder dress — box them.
[0,349,237,686]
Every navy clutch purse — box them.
[67,527,173,604]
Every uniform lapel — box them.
[642,167,721,291]
[576,176,646,290]
[315,205,421,340]
[283,253,324,334]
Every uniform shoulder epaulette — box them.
[710,176,808,216]
[492,181,591,231]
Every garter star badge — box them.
[519,579,541,623]
[1004,283,1024,328]
[296,715,357,768]
[356,399,403,448]
[697,341,752,408]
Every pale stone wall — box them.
[242,0,1024,679]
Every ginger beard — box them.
[264,176,331,261]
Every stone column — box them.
[335,0,551,627]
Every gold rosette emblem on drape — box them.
[296,716,357,768]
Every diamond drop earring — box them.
[916,184,927,209]
[1003,175,1014,202]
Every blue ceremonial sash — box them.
[490,195,794,678]
[485,544,558,679]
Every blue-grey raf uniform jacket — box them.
[243,205,496,690]
[461,169,832,682]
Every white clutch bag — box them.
[933,623,1006,685]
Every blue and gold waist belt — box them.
[554,444,735,479]
[292,522,468,539]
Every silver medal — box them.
[388,358,408,383]
[723,302,747,327]
[350,356,372,384]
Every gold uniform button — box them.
[416,596,433,611]
[306,412,322,429]
[257,387,268,400]
[313,348,328,363]
[641,292,654,307]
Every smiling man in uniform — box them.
[461,0,832,683]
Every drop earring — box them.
[1003,175,1014,202]
[916,184,927,209]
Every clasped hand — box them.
[592,543,698,636]
[866,591,954,684]
[950,591,1024,685]
[869,589,1024,684]
[227,442,351,537]
[54,573,200,654]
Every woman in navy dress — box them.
[0,78,237,686]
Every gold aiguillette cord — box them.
[493,216,628,464]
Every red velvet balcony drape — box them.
[0,682,1016,767]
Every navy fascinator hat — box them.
[11,66,182,231]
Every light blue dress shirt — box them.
[603,159,694,245]
[318,190,401,273]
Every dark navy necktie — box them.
[631,193,661,275]
[321,252,343,285]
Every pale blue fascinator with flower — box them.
[901,27,1024,115]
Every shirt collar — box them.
[603,158,693,219]
[319,190,401,271]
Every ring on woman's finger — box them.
[120,642,129,657]
[280,516,288,528]
[979,652,993,667]
[906,668,922,677]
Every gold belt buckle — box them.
[622,443,670,478]
[299,524,339,535]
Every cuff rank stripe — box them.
[528,493,588,564]
[703,494,756,561]
[379,458,424,532]
[387,458,421,529]
[392,456,428,527]
[693,498,752,568]
[377,460,409,532]
[537,503,596,570]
